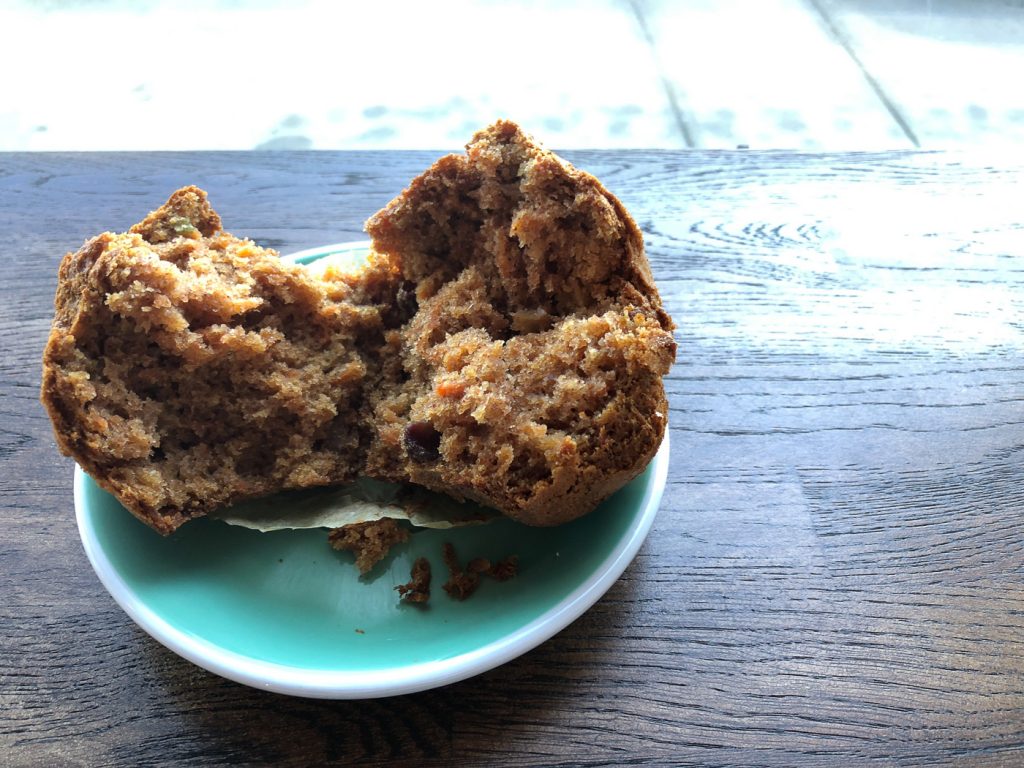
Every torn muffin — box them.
[364,120,676,526]
[42,121,675,534]
[41,186,400,534]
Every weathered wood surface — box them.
[2,150,1023,767]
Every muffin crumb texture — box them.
[329,518,410,574]
[41,120,675,534]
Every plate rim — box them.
[74,240,670,699]
[282,240,372,264]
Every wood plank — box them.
[817,0,1024,146]
[635,0,914,149]
[2,150,1024,766]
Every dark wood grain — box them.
[2,150,1023,767]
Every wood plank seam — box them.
[806,0,922,147]
[627,0,698,148]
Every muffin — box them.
[42,121,675,533]
[363,120,675,525]
[41,186,400,534]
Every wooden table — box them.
[2,150,1023,767]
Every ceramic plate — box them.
[74,241,669,699]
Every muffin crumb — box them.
[396,556,431,604]
[329,518,409,574]
[487,555,519,582]
[442,543,518,600]
[443,543,481,601]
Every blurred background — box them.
[2,0,1022,151]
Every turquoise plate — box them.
[75,241,669,699]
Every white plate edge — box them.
[76,436,668,699]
